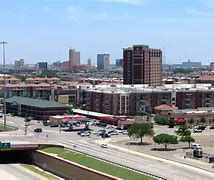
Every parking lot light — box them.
[0,41,8,131]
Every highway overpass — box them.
[0,142,120,180]
[0,142,62,164]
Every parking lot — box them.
[0,115,129,144]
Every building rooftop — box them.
[84,84,214,94]
[154,104,178,111]
[73,109,112,117]
[0,76,19,81]
[25,77,60,81]
[196,75,214,81]
[6,96,67,108]
[1,83,51,88]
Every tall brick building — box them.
[123,45,162,86]
[69,49,80,71]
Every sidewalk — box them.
[96,139,214,176]
[0,129,33,136]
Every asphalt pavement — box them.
[0,164,48,180]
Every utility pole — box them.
[0,41,8,131]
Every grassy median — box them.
[0,123,5,130]
[42,147,155,180]
[0,123,10,131]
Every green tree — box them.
[154,115,169,125]
[180,135,195,148]
[39,70,58,78]
[200,116,206,124]
[128,124,154,144]
[176,125,191,136]
[176,125,194,148]
[153,133,178,150]
[212,118,214,125]
[19,76,26,82]
[172,68,194,74]
[188,118,194,127]
[67,104,75,115]
[168,119,175,128]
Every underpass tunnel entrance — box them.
[0,150,33,164]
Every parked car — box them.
[193,128,202,133]
[81,132,90,137]
[100,143,108,148]
[96,122,107,127]
[108,130,119,135]
[50,124,58,128]
[191,143,202,149]
[110,131,119,135]
[43,121,50,126]
[77,130,85,135]
[123,130,128,135]
[209,126,214,129]
[78,130,91,135]
[106,125,112,129]
[102,133,111,138]
[195,125,206,130]
[74,122,81,127]
[34,128,42,133]
[93,131,98,135]
[96,130,105,136]
[174,128,179,133]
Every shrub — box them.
[154,115,169,125]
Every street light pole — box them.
[0,41,8,131]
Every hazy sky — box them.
[0,0,214,65]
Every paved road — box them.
[0,164,48,180]
[1,117,214,180]
[56,137,214,180]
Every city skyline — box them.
[0,0,214,65]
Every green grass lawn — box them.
[0,123,8,131]
[42,147,155,180]
[0,123,4,130]
[0,123,16,131]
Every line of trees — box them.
[127,123,195,150]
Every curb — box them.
[102,141,214,176]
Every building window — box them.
[206,94,210,98]
[161,96,166,104]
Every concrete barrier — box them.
[32,150,121,180]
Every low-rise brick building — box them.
[81,84,214,116]
[6,96,67,120]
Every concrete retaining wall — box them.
[31,151,119,180]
